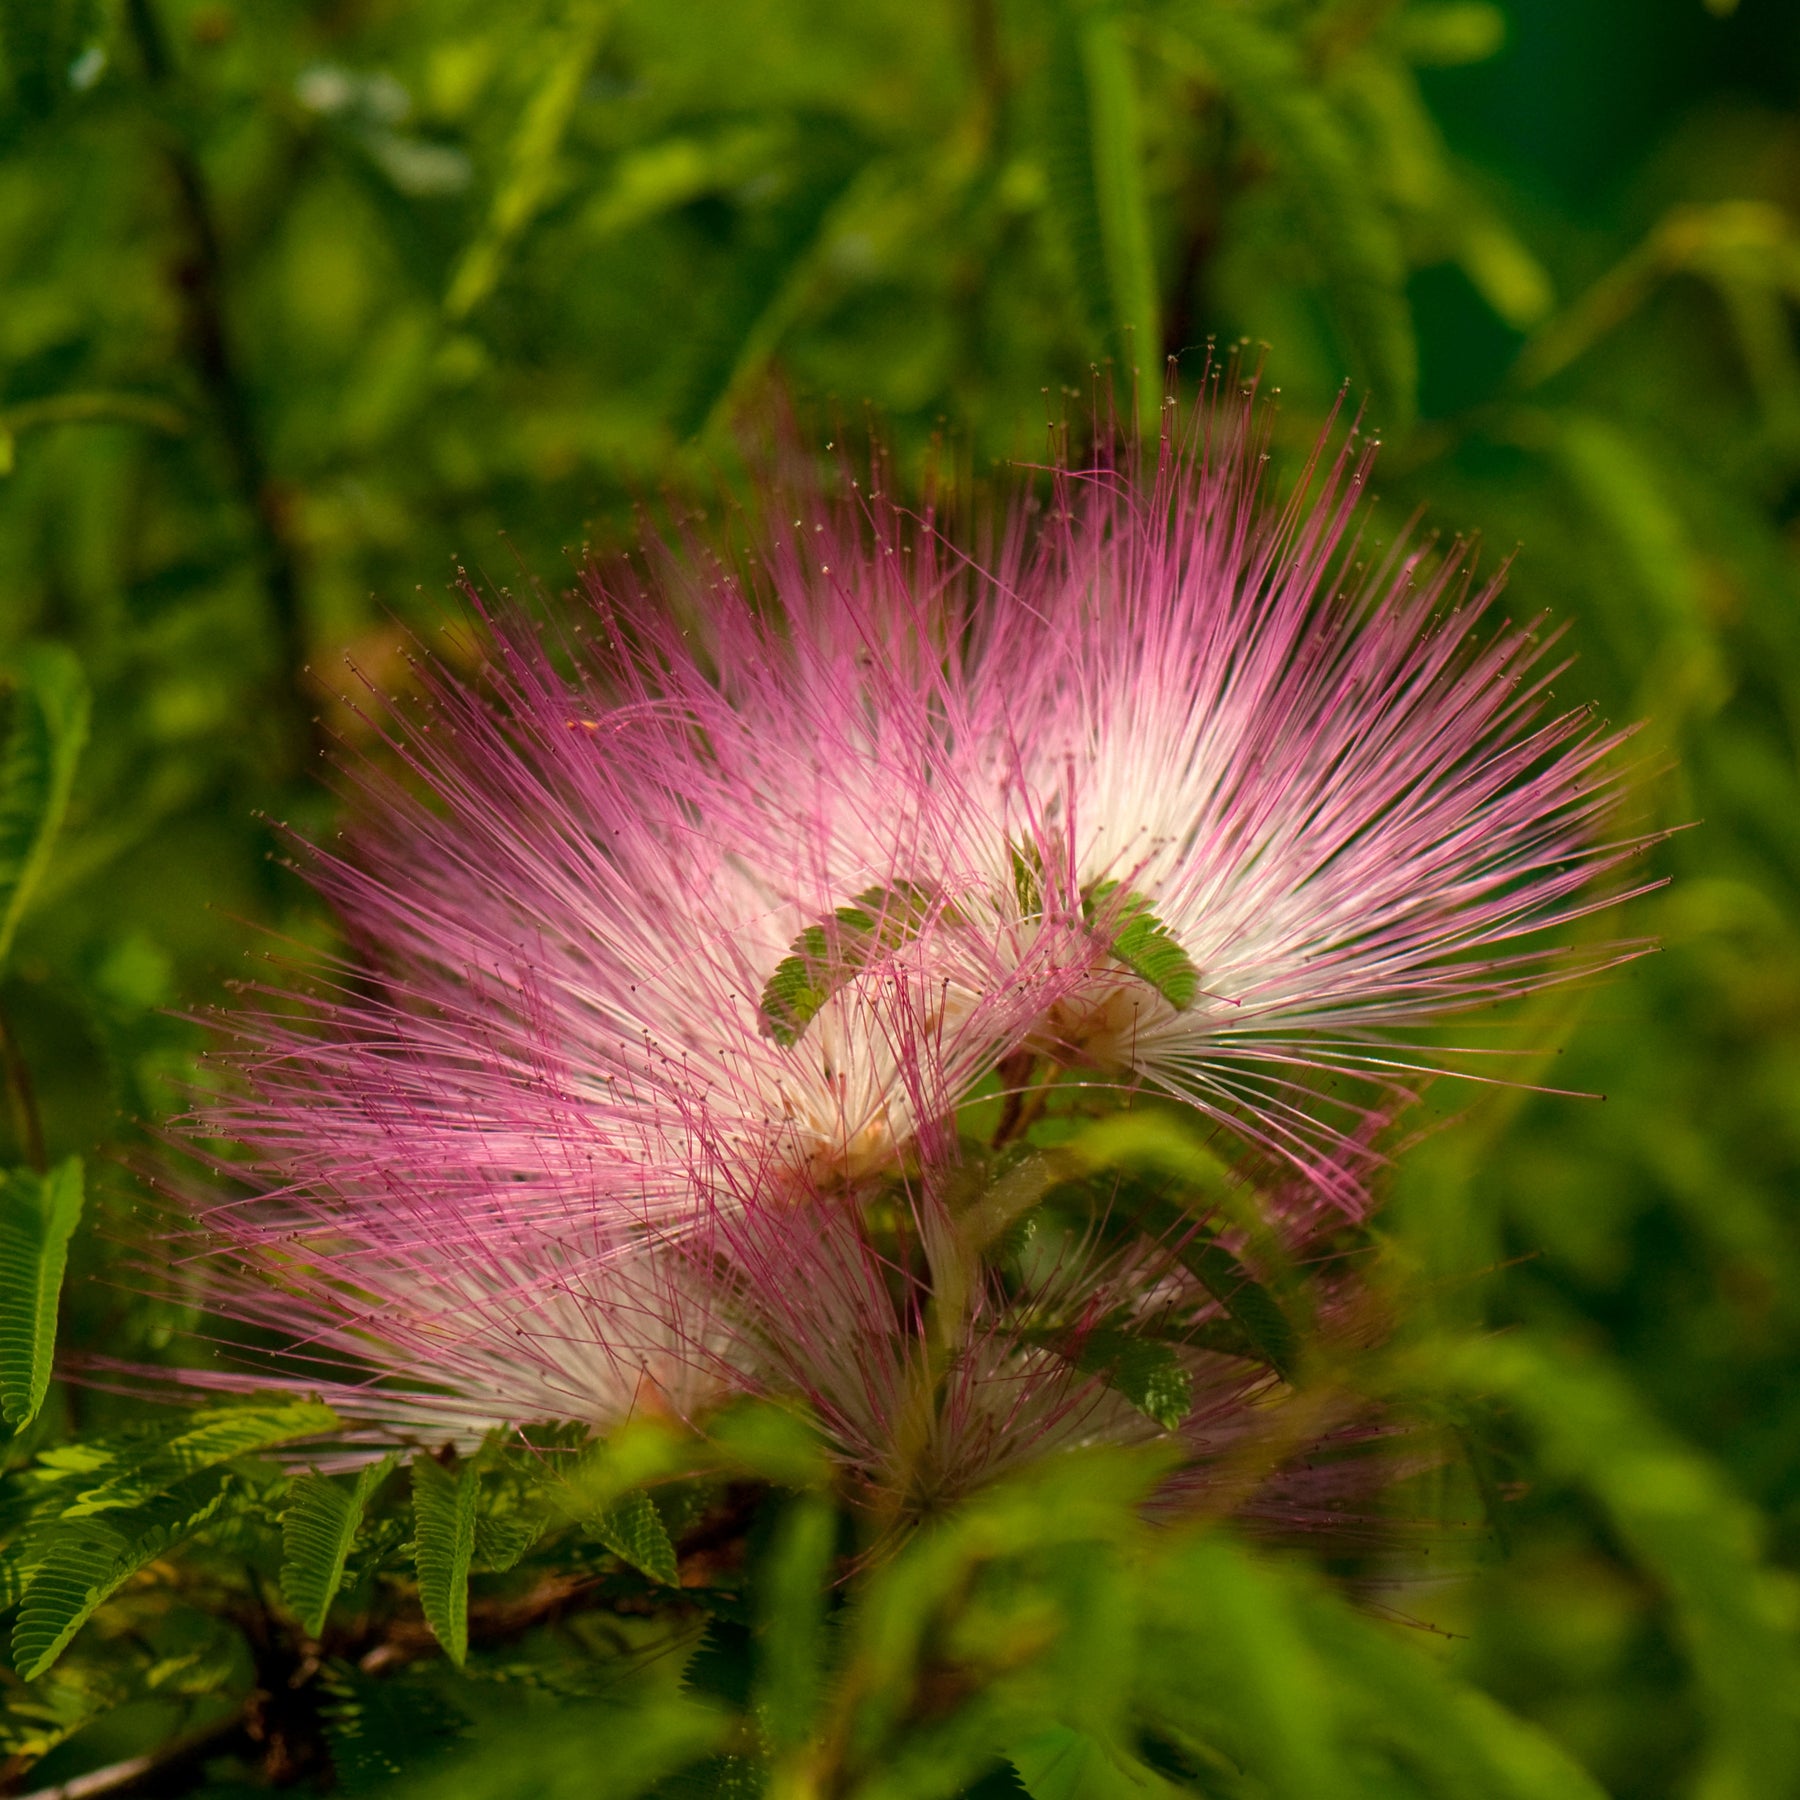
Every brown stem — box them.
[990,1049,1046,1149]
[0,996,45,1173]
[122,0,312,767]
[968,0,1007,148]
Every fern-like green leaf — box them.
[472,1509,544,1574]
[63,1399,339,1516]
[0,1157,83,1428]
[759,881,940,1046]
[1040,0,1161,403]
[412,1454,478,1667]
[281,1456,394,1638]
[596,1488,679,1586]
[13,1467,234,1679]
[1083,881,1199,1011]
[0,644,90,972]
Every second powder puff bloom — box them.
[951,385,1650,1206]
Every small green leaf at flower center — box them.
[1082,879,1199,1012]
[758,881,942,1048]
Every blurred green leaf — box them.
[1010,1725,1172,1800]
[1039,0,1161,408]
[1164,4,1417,429]
[322,1661,471,1793]
[755,1493,835,1753]
[671,119,871,438]
[1389,2,1508,66]
[0,644,89,972]
[1427,1335,1800,1799]
[705,1400,829,1489]
[445,0,614,319]
[385,1694,726,1799]
[597,1487,679,1585]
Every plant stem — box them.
[0,996,46,1173]
[122,0,312,767]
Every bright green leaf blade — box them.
[281,1456,394,1638]
[0,644,90,971]
[1109,913,1199,1011]
[755,1493,836,1751]
[412,1455,478,1667]
[14,1467,234,1679]
[1166,5,1417,429]
[596,1487,679,1586]
[0,1156,83,1428]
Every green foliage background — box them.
[0,0,1799,1794]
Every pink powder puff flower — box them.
[949,381,1652,1208]
[173,374,1644,1511]
[178,494,1084,1445]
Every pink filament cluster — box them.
[178,379,1649,1512]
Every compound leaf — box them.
[0,1157,83,1428]
[64,1400,340,1516]
[412,1454,478,1667]
[14,1468,234,1679]
[1085,881,1199,1011]
[281,1456,395,1638]
[760,882,940,1046]
[596,1488,679,1586]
